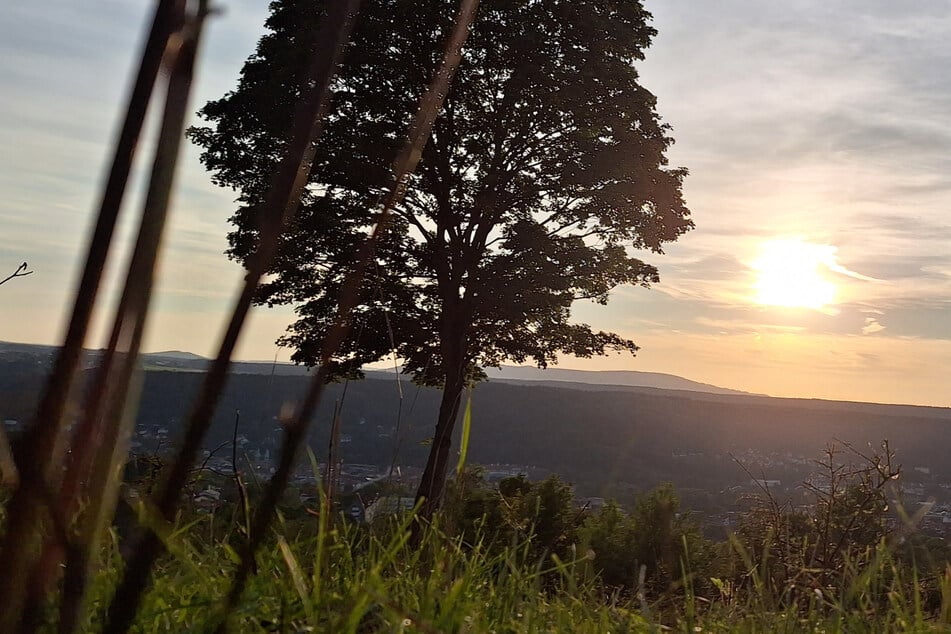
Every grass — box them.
[44,498,947,633]
[76,513,646,632]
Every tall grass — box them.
[0,2,194,630]
[48,497,950,633]
[0,0,481,630]
[77,507,650,633]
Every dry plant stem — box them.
[60,0,195,551]
[52,7,209,633]
[216,0,481,624]
[326,399,342,509]
[103,3,364,632]
[24,7,201,629]
[231,411,253,565]
[0,2,184,631]
[0,416,17,486]
[0,262,34,286]
[828,440,897,557]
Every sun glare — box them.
[752,238,838,310]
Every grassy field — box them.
[55,503,949,633]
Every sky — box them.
[1,1,949,406]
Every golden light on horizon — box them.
[751,238,837,310]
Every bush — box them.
[581,483,715,598]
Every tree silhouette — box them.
[190,0,692,513]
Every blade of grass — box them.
[103,3,365,631]
[277,536,314,621]
[0,1,186,631]
[57,5,210,632]
[455,389,472,476]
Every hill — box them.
[485,365,755,395]
[485,365,753,395]
[124,372,951,512]
[145,350,207,361]
[2,340,951,513]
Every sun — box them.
[751,238,838,310]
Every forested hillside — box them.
[3,350,950,505]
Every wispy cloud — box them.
[861,317,886,335]
[1,0,949,404]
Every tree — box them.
[581,486,712,596]
[189,0,692,514]
[443,471,582,565]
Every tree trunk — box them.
[414,316,467,522]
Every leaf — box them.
[455,390,473,476]
[278,535,313,619]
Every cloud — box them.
[862,317,885,335]
[626,0,951,348]
[3,0,950,405]
[563,328,951,406]
[851,214,951,242]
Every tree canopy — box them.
[190,0,692,508]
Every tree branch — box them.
[0,262,33,287]
[396,195,436,244]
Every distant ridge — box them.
[145,350,207,361]
[3,341,945,411]
[488,365,755,396]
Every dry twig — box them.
[0,262,33,286]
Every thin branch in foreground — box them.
[0,1,186,631]
[102,2,365,632]
[0,262,33,287]
[47,4,209,633]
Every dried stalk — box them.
[53,6,210,632]
[231,410,253,570]
[0,1,185,631]
[0,422,16,487]
[326,399,343,510]
[215,0,481,625]
[103,2,364,631]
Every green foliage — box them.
[443,472,582,566]
[190,0,691,384]
[580,502,637,587]
[78,510,652,633]
[442,472,715,599]
[9,462,951,632]
[580,484,714,597]
[62,479,951,632]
